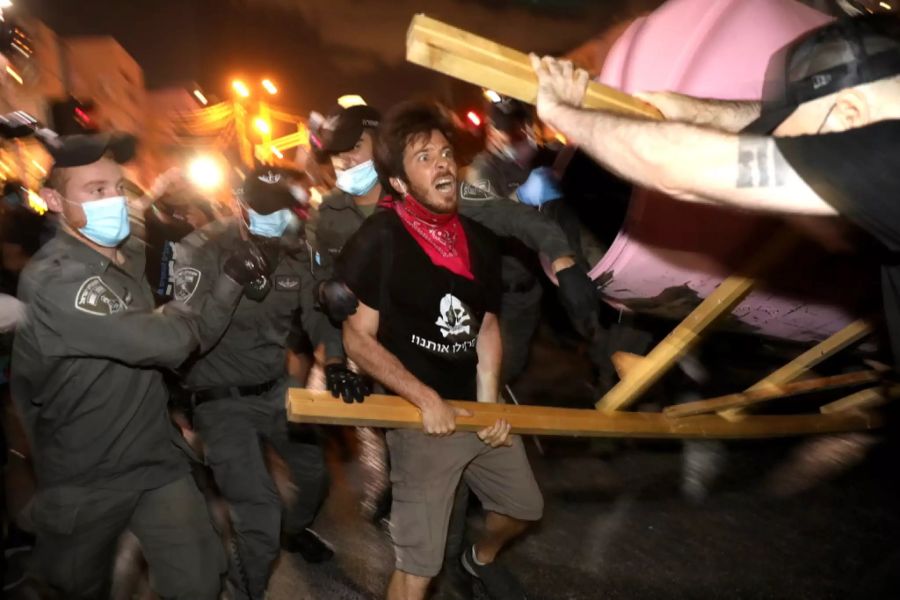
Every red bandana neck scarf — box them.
[392,193,473,280]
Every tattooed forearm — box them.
[737,138,788,188]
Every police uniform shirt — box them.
[173,220,341,389]
[11,232,236,490]
[776,119,900,362]
[337,210,502,401]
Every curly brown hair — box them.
[373,100,455,199]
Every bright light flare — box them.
[6,65,22,85]
[187,156,224,190]
[253,117,271,135]
[270,146,284,159]
[466,111,482,127]
[483,89,502,103]
[261,79,278,95]
[337,94,367,108]
[30,159,46,175]
[879,1,892,9]
[232,79,250,98]
[27,189,47,215]
[193,89,208,105]
[0,1,13,9]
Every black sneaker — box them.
[281,528,334,563]
[460,545,527,600]
[432,557,473,600]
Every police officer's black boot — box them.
[281,528,334,563]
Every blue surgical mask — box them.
[248,208,293,238]
[335,160,378,196]
[77,195,131,247]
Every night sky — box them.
[18,0,658,114]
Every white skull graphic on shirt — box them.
[436,293,471,338]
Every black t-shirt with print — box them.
[776,119,900,362]
[337,210,502,401]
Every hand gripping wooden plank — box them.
[286,389,879,440]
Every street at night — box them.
[3,0,900,599]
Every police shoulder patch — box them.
[459,181,493,202]
[74,276,126,316]
[275,275,301,291]
[173,267,202,302]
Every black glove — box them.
[0,112,39,140]
[224,240,271,300]
[325,363,368,403]
[556,264,600,339]
[317,278,359,322]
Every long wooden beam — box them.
[663,371,880,419]
[820,385,900,414]
[406,14,662,120]
[719,319,873,421]
[286,389,880,440]
[596,230,798,412]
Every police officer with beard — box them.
[172,167,365,600]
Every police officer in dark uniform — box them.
[173,167,365,600]
[11,132,267,599]
[466,97,599,385]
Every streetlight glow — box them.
[232,79,250,98]
[261,79,278,95]
[483,89,502,103]
[193,89,208,105]
[270,146,284,159]
[0,1,13,9]
[879,1,892,9]
[253,117,271,135]
[337,94,367,108]
[187,155,224,190]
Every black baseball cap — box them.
[241,167,296,215]
[320,104,381,154]
[40,132,137,168]
[744,14,900,135]
[487,97,533,133]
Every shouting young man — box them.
[338,101,543,600]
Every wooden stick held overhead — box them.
[406,14,663,120]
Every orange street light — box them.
[253,116,271,135]
[261,79,278,95]
[232,79,251,98]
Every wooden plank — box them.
[719,319,873,421]
[286,389,880,440]
[406,15,662,120]
[596,230,798,412]
[820,385,900,414]
[664,371,880,419]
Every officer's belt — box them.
[194,378,280,404]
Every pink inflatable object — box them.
[578,0,876,343]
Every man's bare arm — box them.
[475,312,501,404]
[530,55,837,217]
[343,300,470,435]
[636,91,761,132]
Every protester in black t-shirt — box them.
[530,15,900,363]
[338,101,542,600]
